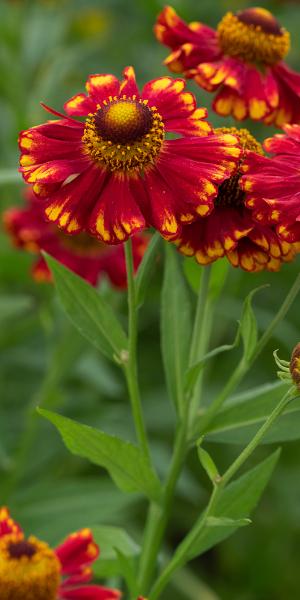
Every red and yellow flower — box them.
[4,188,148,287]
[0,506,120,600]
[175,127,300,272]
[19,66,241,244]
[241,124,300,246]
[155,6,300,127]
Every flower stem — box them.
[188,266,213,426]
[138,417,188,594]
[200,272,300,432]
[124,239,150,460]
[138,265,214,594]
[149,387,297,600]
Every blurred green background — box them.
[1,0,300,598]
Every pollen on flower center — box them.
[0,533,60,600]
[215,127,263,208]
[217,8,290,66]
[83,95,165,172]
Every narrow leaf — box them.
[240,286,268,362]
[44,254,128,361]
[185,330,239,392]
[186,449,280,560]
[38,409,162,502]
[92,525,139,578]
[197,446,219,483]
[206,516,251,527]
[161,245,192,413]
[206,381,300,444]
[136,233,161,307]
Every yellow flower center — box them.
[217,8,290,66]
[0,533,61,600]
[83,95,165,171]
[215,127,263,208]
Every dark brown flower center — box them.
[215,127,263,208]
[9,540,37,559]
[217,8,290,65]
[236,8,282,35]
[83,96,164,172]
[94,99,154,144]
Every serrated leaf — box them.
[136,233,161,307]
[186,449,280,560]
[44,254,128,361]
[38,409,162,502]
[161,245,192,413]
[92,525,139,578]
[206,381,300,444]
[240,286,267,362]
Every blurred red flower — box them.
[0,506,121,600]
[155,6,300,127]
[4,188,148,287]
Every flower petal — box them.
[89,172,146,244]
[59,585,121,600]
[44,166,106,234]
[142,76,197,124]
[86,74,120,104]
[119,66,139,96]
[0,507,22,538]
[64,93,97,117]
[56,529,99,576]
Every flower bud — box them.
[290,343,300,390]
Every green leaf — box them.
[206,381,300,444]
[208,259,229,301]
[136,233,161,307]
[184,258,228,298]
[0,168,21,185]
[161,245,192,413]
[116,549,139,598]
[186,448,280,560]
[92,525,139,578]
[197,446,219,483]
[206,516,251,527]
[38,409,162,502]
[44,254,128,361]
[0,294,33,322]
[185,330,239,393]
[240,286,267,362]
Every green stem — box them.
[124,239,150,460]
[188,266,213,426]
[149,386,296,600]
[222,388,295,485]
[138,418,188,594]
[201,272,300,432]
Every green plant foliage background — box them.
[1,0,300,598]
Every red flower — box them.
[155,6,300,127]
[19,66,241,244]
[241,123,300,245]
[0,506,121,600]
[175,127,300,272]
[4,188,148,287]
